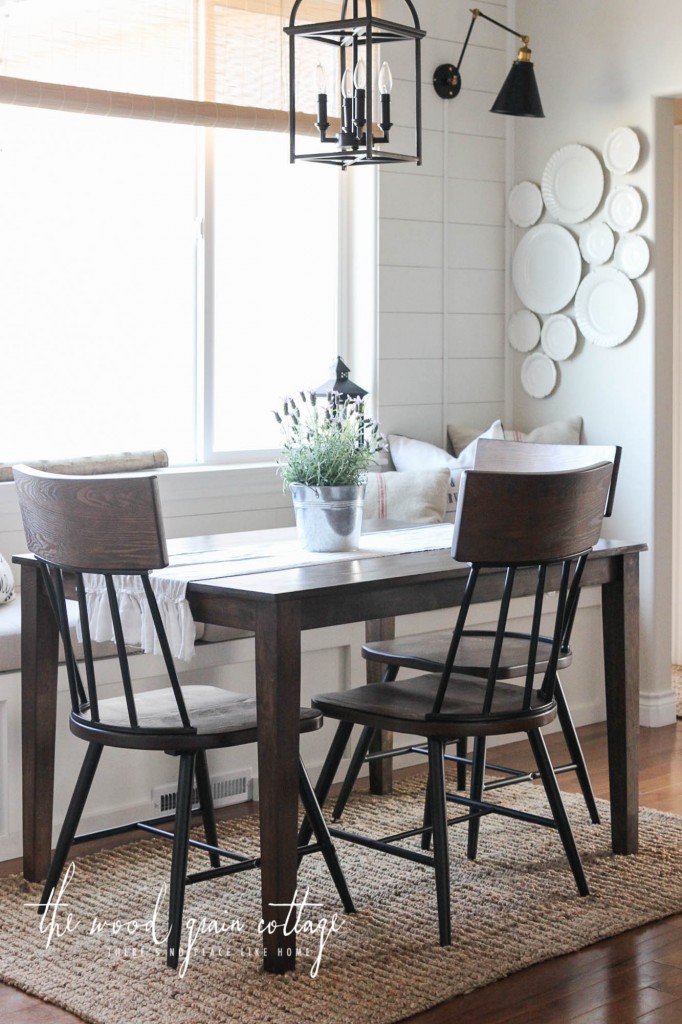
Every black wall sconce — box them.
[285,0,426,168]
[433,7,544,118]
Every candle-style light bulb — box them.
[378,61,393,95]
[341,68,353,99]
[314,62,329,140]
[315,62,327,96]
[353,58,366,91]
[378,61,393,140]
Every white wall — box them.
[374,0,677,723]
[510,0,678,722]
[376,0,510,444]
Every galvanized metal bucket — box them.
[290,484,365,552]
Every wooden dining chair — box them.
[307,462,613,944]
[329,440,621,833]
[13,464,354,969]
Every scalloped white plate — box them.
[541,144,604,224]
[521,352,557,398]
[604,186,643,232]
[540,314,577,361]
[507,309,541,352]
[603,127,640,175]
[508,181,543,228]
[579,221,614,265]
[614,234,649,279]
[575,267,638,347]
[512,224,582,315]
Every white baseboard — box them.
[639,689,678,727]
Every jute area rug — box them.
[1,772,682,1024]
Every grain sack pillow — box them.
[388,420,504,511]
[364,469,450,523]
[0,553,15,604]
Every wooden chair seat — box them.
[362,630,571,678]
[313,674,557,738]
[71,685,321,749]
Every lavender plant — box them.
[274,391,387,488]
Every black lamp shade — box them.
[491,58,544,118]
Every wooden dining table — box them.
[16,526,645,974]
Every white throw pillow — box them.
[0,553,15,604]
[448,417,583,455]
[364,470,450,524]
[502,416,583,445]
[388,421,505,509]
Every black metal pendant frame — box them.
[285,0,425,169]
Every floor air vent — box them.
[152,768,252,814]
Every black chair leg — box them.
[298,720,353,849]
[455,736,468,790]
[167,752,196,968]
[421,771,433,850]
[466,736,487,860]
[39,742,103,913]
[298,758,355,914]
[555,677,600,824]
[331,725,374,821]
[427,738,451,946]
[194,750,220,868]
[527,729,589,897]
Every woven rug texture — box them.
[1,772,682,1024]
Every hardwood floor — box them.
[1,720,681,1023]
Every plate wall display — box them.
[507,309,541,351]
[520,352,557,398]
[511,223,582,315]
[579,221,614,265]
[541,143,604,224]
[614,234,650,279]
[574,267,639,347]
[603,126,640,175]
[507,181,543,228]
[540,314,577,361]
[604,185,643,232]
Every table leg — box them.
[21,563,59,881]
[365,617,396,795]
[601,552,640,854]
[254,600,302,974]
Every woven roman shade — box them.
[0,0,344,133]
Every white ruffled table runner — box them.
[79,524,453,662]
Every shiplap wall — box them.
[376,0,509,445]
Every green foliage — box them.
[274,391,387,488]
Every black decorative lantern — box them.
[315,357,368,401]
[284,0,425,169]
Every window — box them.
[0,106,340,464]
[0,0,348,467]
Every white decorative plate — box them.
[520,352,557,399]
[603,126,640,175]
[604,185,643,232]
[614,234,650,279]
[541,144,604,224]
[540,314,577,361]
[579,221,614,265]
[575,267,639,347]
[511,224,582,315]
[507,181,543,228]
[507,309,541,352]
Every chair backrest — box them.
[473,439,621,517]
[12,465,190,732]
[472,439,620,648]
[431,463,612,718]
